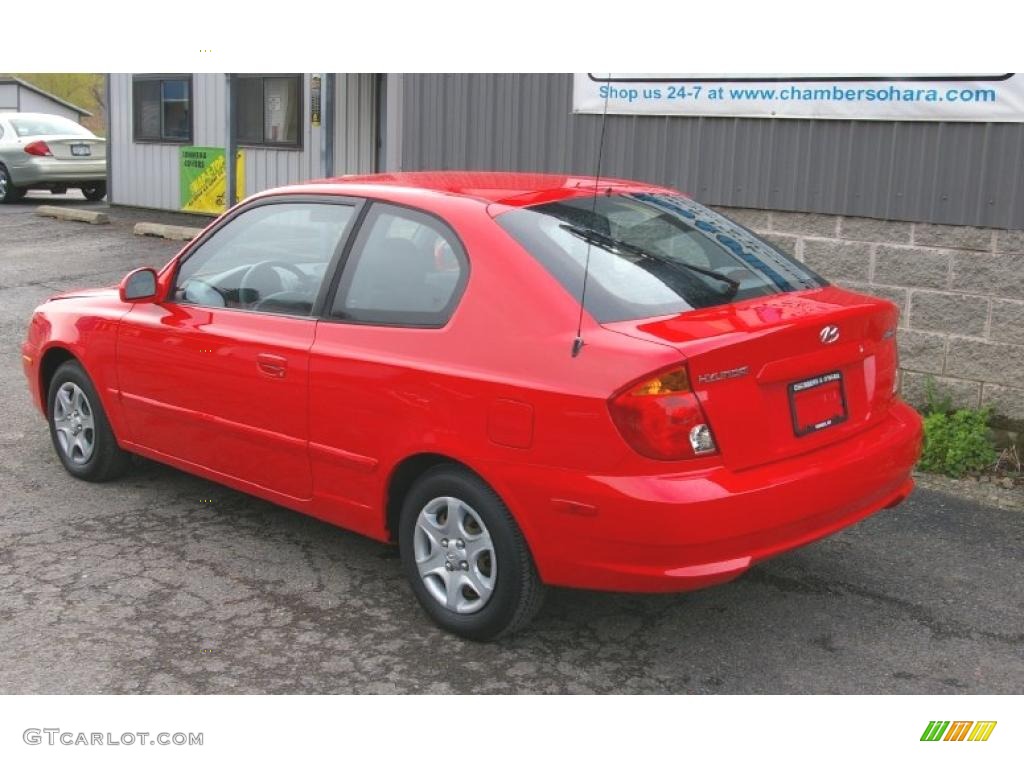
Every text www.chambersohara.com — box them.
[23,729,203,747]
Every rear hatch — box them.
[604,286,900,471]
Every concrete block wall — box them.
[714,207,1024,426]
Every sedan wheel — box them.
[399,464,545,640]
[81,182,107,202]
[0,166,25,203]
[52,382,96,465]
[47,360,130,481]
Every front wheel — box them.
[81,182,107,202]
[398,465,545,640]
[47,360,130,481]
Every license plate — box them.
[789,371,847,436]
[70,144,91,157]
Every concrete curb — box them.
[133,222,203,241]
[35,206,109,225]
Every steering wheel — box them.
[238,260,309,308]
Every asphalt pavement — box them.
[0,196,1021,693]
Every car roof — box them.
[267,171,681,209]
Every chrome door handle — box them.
[256,353,287,378]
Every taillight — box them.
[24,141,52,157]
[608,364,718,461]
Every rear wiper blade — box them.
[560,223,740,296]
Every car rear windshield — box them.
[9,116,93,138]
[496,193,827,323]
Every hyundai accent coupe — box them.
[21,172,922,640]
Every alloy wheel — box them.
[52,382,96,464]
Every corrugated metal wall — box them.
[110,73,378,211]
[335,74,378,175]
[397,73,1024,230]
[109,74,183,210]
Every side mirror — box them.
[119,267,159,303]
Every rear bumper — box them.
[507,401,922,592]
[10,157,107,186]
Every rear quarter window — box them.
[330,203,468,328]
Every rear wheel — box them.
[0,165,25,203]
[398,465,545,640]
[81,182,107,202]
[47,360,130,481]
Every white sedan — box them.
[0,112,107,203]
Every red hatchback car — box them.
[22,172,922,639]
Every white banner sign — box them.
[573,74,1024,122]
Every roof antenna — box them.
[571,74,611,358]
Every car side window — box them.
[173,201,355,317]
[331,204,468,327]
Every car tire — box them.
[398,464,545,641]
[0,164,25,203]
[81,182,107,202]
[47,360,130,482]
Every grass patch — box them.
[917,378,998,478]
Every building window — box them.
[133,75,192,143]
[235,75,302,148]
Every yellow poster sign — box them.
[179,147,245,214]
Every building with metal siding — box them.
[394,73,1024,231]
[106,73,378,211]
[107,72,1024,231]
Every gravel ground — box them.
[1,196,1022,694]
[914,471,1023,513]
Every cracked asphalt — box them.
[1,195,1022,694]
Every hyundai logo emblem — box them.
[819,325,840,345]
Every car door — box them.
[307,202,470,535]
[116,197,359,500]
